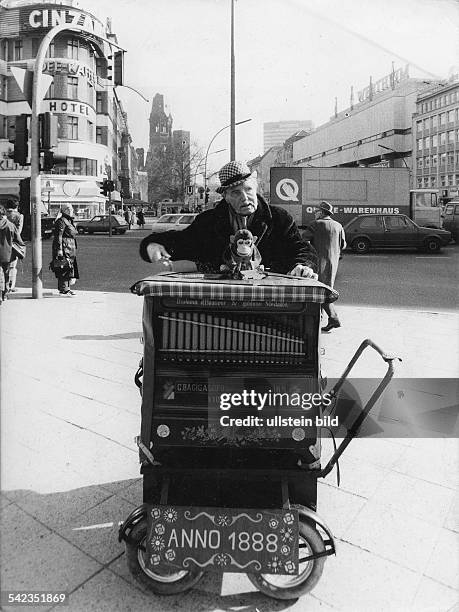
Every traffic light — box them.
[19,177,31,214]
[114,51,124,86]
[99,179,115,196]
[107,51,124,86]
[205,187,210,204]
[39,112,58,150]
[13,114,29,165]
[198,186,204,200]
[42,151,66,172]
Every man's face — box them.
[224,179,258,216]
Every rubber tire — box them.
[247,519,326,600]
[351,237,370,254]
[424,237,441,253]
[77,227,85,234]
[125,519,204,595]
[118,229,127,234]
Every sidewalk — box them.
[1,288,458,611]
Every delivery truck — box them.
[270,167,442,229]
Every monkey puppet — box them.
[221,228,265,280]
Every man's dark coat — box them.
[139,196,318,274]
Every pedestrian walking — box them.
[0,203,25,302]
[137,207,145,230]
[303,201,346,332]
[5,200,24,292]
[124,206,131,229]
[130,207,137,228]
[51,203,79,296]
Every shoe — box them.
[59,290,76,296]
[321,319,341,333]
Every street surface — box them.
[20,229,459,311]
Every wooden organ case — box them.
[132,273,338,509]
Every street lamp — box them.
[378,144,410,170]
[203,119,251,197]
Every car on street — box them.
[442,200,459,242]
[344,213,451,253]
[150,213,197,233]
[76,215,128,235]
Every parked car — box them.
[76,215,128,235]
[150,213,197,233]
[442,200,459,242]
[21,214,54,240]
[344,214,451,253]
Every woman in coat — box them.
[52,203,79,296]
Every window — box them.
[441,175,447,187]
[384,216,409,229]
[0,76,7,100]
[96,126,103,144]
[416,121,422,132]
[417,139,423,151]
[439,113,446,126]
[423,118,429,131]
[440,132,446,146]
[448,151,455,165]
[45,41,55,58]
[59,115,79,140]
[0,115,7,138]
[446,130,454,145]
[431,115,438,128]
[417,177,423,188]
[67,39,79,59]
[424,156,430,167]
[417,158,423,168]
[431,134,438,147]
[431,176,437,187]
[357,216,383,229]
[432,154,438,166]
[423,177,430,187]
[440,152,446,166]
[67,76,78,99]
[14,39,23,60]
[424,137,430,149]
[448,110,455,123]
[448,175,454,185]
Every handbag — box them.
[50,257,71,273]
[12,241,26,260]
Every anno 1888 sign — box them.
[146,505,299,575]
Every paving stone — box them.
[54,494,137,564]
[313,540,420,610]
[371,470,457,526]
[344,499,441,573]
[317,482,367,539]
[423,527,459,589]
[1,531,101,592]
[411,576,459,611]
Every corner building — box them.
[0,0,132,219]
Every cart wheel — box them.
[247,519,326,600]
[125,519,204,595]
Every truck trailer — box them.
[270,167,442,229]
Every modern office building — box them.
[292,66,441,185]
[0,0,141,218]
[263,119,313,152]
[412,76,459,200]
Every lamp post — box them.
[203,119,251,197]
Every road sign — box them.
[41,179,55,193]
[186,185,194,195]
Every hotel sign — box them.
[44,99,96,121]
[358,65,410,102]
[42,59,101,86]
[22,7,105,38]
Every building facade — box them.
[0,0,139,219]
[292,67,441,184]
[263,120,313,152]
[412,76,459,200]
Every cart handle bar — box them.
[319,339,401,479]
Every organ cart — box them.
[119,272,398,600]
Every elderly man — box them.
[303,201,346,332]
[140,161,318,277]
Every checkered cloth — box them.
[216,161,253,194]
[131,273,338,304]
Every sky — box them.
[87,0,458,175]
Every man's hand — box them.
[146,243,171,263]
[288,264,318,280]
